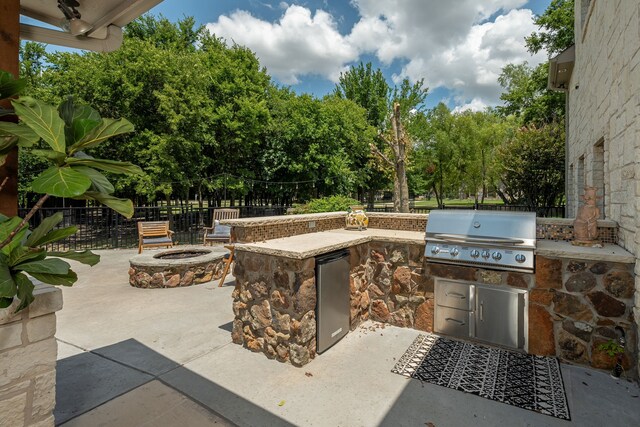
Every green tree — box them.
[525,0,575,56]
[496,122,565,214]
[334,62,391,204]
[334,62,389,129]
[497,62,565,124]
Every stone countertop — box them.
[234,228,425,259]
[234,229,636,263]
[535,240,635,263]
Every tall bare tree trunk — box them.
[391,103,410,212]
[370,103,410,213]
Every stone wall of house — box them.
[231,251,318,366]
[0,285,63,427]
[531,256,636,376]
[566,1,640,372]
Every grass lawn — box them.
[375,198,505,208]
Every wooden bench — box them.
[138,221,174,253]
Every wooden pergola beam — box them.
[0,0,20,217]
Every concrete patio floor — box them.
[54,248,640,426]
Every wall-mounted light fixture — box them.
[57,0,93,36]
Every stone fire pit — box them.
[129,246,228,288]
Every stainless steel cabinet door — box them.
[316,253,350,354]
[475,285,526,349]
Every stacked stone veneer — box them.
[0,285,62,427]
[348,242,433,331]
[531,256,636,376]
[233,240,637,375]
[231,251,318,366]
[128,257,226,288]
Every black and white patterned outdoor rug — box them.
[392,334,571,421]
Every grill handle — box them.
[430,233,525,245]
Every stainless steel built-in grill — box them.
[424,210,537,273]
[425,210,536,350]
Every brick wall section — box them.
[532,256,636,376]
[566,0,640,375]
[0,285,62,427]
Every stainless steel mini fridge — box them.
[316,249,350,354]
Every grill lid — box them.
[425,210,536,272]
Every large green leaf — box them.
[12,97,66,153]
[0,216,22,241]
[14,272,35,312]
[0,122,39,148]
[30,149,67,163]
[65,158,142,175]
[72,166,114,194]
[15,258,70,275]
[9,247,46,267]
[29,270,78,287]
[25,212,63,246]
[1,227,27,257]
[0,70,26,99]
[84,191,134,218]
[0,254,16,298]
[0,297,12,309]
[72,119,101,145]
[70,118,134,152]
[58,97,101,127]
[49,250,100,266]
[31,166,92,197]
[29,226,77,248]
[0,217,27,255]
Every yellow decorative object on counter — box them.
[346,205,369,230]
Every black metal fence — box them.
[17,205,289,251]
[369,204,565,218]
[18,203,563,250]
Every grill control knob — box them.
[515,254,526,263]
[450,248,459,257]
[492,252,502,261]
[470,249,480,258]
[431,246,440,255]
[481,250,490,259]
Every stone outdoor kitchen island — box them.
[225,212,637,375]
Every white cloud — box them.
[206,5,357,84]
[206,1,547,108]
[349,2,546,108]
[452,98,489,113]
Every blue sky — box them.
[25,0,553,111]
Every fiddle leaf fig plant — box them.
[0,69,141,311]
